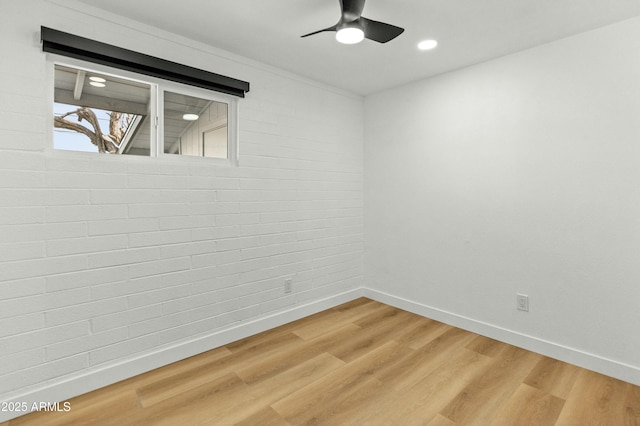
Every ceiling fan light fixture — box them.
[336,26,365,44]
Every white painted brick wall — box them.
[0,0,363,405]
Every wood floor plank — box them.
[523,355,581,399]
[209,353,346,425]
[138,332,303,407]
[8,299,640,426]
[330,298,388,323]
[465,334,509,358]
[270,340,411,424]
[427,414,457,426]
[393,316,451,349]
[290,299,386,341]
[233,406,291,426]
[235,323,360,384]
[489,383,566,426]
[247,352,346,402]
[373,326,477,390]
[555,369,640,426]
[353,304,410,329]
[226,330,303,358]
[131,345,233,388]
[439,345,544,425]
[356,348,495,425]
[289,309,354,341]
[331,297,375,312]
[278,374,385,425]
[223,298,375,353]
[225,323,300,353]
[326,309,417,363]
[131,372,248,426]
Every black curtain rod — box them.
[41,26,250,98]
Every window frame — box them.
[158,85,238,166]
[47,54,239,165]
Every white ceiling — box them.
[76,0,640,95]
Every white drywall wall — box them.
[365,15,640,384]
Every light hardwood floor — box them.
[4,298,640,425]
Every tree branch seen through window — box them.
[54,107,135,154]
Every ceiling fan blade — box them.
[361,17,404,43]
[301,24,338,38]
[340,0,366,21]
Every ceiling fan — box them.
[301,0,404,44]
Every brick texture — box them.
[0,0,363,400]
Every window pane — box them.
[164,91,228,158]
[53,65,151,155]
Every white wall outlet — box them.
[517,294,529,312]
[284,278,293,293]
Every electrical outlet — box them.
[517,294,529,312]
[284,278,293,294]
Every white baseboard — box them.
[363,288,640,387]
[0,288,364,422]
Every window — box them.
[54,65,151,155]
[52,62,238,163]
[43,26,247,163]
[163,91,230,160]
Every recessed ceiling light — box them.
[336,27,365,44]
[183,114,199,121]
[418,39,438,50]
[89,76,106,83]
[89,81,106,88]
